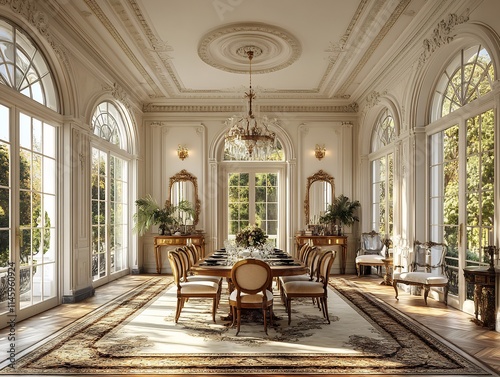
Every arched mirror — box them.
[304,170,334,225]
[167,169,201,226]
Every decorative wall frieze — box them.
[259,103,359,113]
[419,12,470,66]
[365,90,387,109]
[143,104,245,113]
[142,103,359,113]
[102,82,130,109]
[0,0,71,71]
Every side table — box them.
[381,257,393,286]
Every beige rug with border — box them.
[1,276,494,375]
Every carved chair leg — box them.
[423,285,430,305]
[443,286,449,305]
[393,281,399,300]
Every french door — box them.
[429,109,494,311]
[224,167,283,247]
[0,105,58,322]
[91,147,129,284]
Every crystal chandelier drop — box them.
[224,49,278,160]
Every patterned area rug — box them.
[2,276,493,375]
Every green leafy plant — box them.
[320,194,360,231]
[133,195,178,236]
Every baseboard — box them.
[62,285,95,303]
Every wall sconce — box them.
[315,144,326,160]
[177,144,189,160]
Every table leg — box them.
[154,246,161,274]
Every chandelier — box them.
[224,49,278,160]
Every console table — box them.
[154,234,205,274]
[463,266,496,329]
[295,235,348,274]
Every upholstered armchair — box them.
[355,231,388,277]
[393,241,449,305]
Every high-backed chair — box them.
[281,250,336,325]
[355,231,388,277]
[393,241,449,305]
[229,259,274,335]
[167,250,221,323]
[176,247,222,296]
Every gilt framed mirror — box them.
[304,170,335,225]
[167,169,201,226]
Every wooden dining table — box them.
[190,250,308,279]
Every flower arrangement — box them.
[235,224,268,248]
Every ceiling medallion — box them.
[198,22,301,74]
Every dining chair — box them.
[177,247,222,288]
[281,250,336,325]
[167,250,221,323]
[229,258,274,335]
[278,247,320,290]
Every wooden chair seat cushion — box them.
[279,274,311,285]
[282,281,324,294]
[180,281,220,294]
[355,254,385,265]
[395,271,448,285]
[229,289,273,304]
[186,275,222,284]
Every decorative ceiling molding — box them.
[84,0,165,97]
[324,0,367,63]
[418,12,470,66]
[143,104,245,113]
[335,0,412,96]
[260,104,359,113]
[197,22,301,74]
[142,103,359,113]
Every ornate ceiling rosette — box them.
[198,22,301,74]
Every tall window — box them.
[91,102,130,282]
[224,138,284,246]
[370,109,395,236]
[0,18,59,321]
[429,45,494,302]
[228,172,279,245]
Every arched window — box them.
[428,44,494,305]
[0,18,59,323]
[91,101,131,283]
[431,45,493,120]
[0,18,58,111]
[92,101,127,150]
[370,108,395,235]
[371,108,395,151]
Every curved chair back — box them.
[316,250,336,284]
[231,258,272,295]
[168,250,183,287]
[360,231,386,256]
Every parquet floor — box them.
[1,273,500,376]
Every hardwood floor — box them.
[1,273,499,376]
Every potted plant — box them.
[320,194,360,235]
[133,194,178,236]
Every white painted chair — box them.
[393,241,449,305]
[355,231,388,277]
